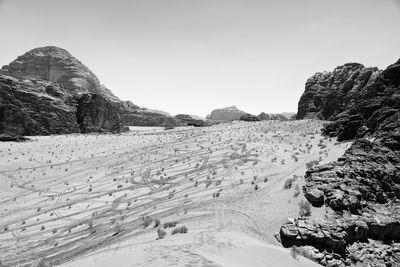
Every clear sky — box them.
[0,0,399,117]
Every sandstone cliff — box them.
[0,46,196,135]
[280,59,400,266]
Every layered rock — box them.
[296,63,380,121]
[76,94,122,133]
[0,75,80,135]
[257,112,291,121]
[0,46,200,136]
[174,114,209,127]
[0,46,119,101]
[239,113,260,122]
[281,58,400,266]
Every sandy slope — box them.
[0,120,349,266]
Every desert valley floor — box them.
[0,120,351,267]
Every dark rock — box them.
[76,94,122,133]
[0,134,30,142]
[0,46,193,135]
[0,75,80,135]
[281,58,400,266]
[239,113,261,122]
[174,114,209,127]
[258,112,292,121]
[297,59,400,141]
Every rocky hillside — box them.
[0,46,195,136]
[280,59,400,266]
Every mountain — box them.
[208,106,247,121]
[0,46,192,136]
[280,58,400,266]
[0,46,119,101]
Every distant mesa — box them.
[208,106,247,121]
[207,106,294,123]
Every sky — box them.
[0,0,399,117]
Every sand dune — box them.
[0,120,349,266]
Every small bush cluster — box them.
[171,226,188,235]
[163,221,178,229]
[305,160,319,169]
[283,177,297,190]
[299,200,311,217]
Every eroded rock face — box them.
[297,63,380,121]
[281,58,400,266]
[174,114,209,127]
[0,75,80,135]
[257,112,290,121]
[239,113,260,122]
[0,46,119,101]
[76,94,122,133]
[0,46,197,136]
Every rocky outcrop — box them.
[297,59,400,141]
[281,58,400,266]
[121,111,184,127]
[0,46,119,101]
[296,63,380,121]
[239,113,260,122]
[208,106,247,121]
[281,134,400,266]
[76,94,122,133]
[174,114,209,127]
[0,75,80,135]
[0,134,30,142]
[258,112,291,121]
[0,46,200,136]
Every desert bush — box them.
[293,184,300,197]
[157,228,166,239]
[142,216,153,228]
[299,200,311,217]
[283,177,296,189]
[171,226,188,235]
[305,160,319,169]
[163,221,178,229]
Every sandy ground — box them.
[0,120,350,267]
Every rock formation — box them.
[208,106,247,121]
[281,59,400,266]
[239,113,260,122]
[296,63,380,121]
[0,75,80,135]
[174,114,209,127]
[0,46,201,136]
[258,112,291,121]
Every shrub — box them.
[299,200,311,217]
[305,160,319,169]
[283,177,296,189]
[163,221,178,229]
[157,228,166,239]
[293,184,300,197]
[142,216,153,228]
[171,226,188,235]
